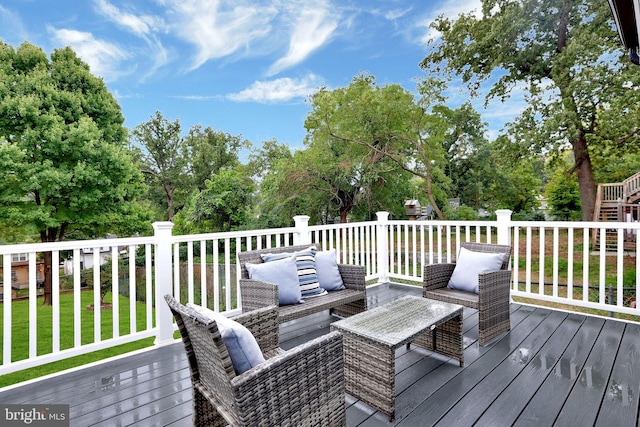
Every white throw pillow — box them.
[447,247,506,294]
[187,303,266,375]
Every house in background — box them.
[0,253,45,301]
[79,234,128,271]
[80,246,112,270]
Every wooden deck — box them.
[2,283,640,426]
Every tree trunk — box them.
[167,196,174,221]
[572,133,596,221]
[424,161,444,220]
[42,248,53,306]
[40,226,62,306]
[338,189,355,223]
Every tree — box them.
[421,0,640,221]
[545,153,582,220]
[438,102,492,209]
[185,125,248,191]
[257,144,359,225]
[306,74,474,220]
[295,76,418,224]
[247,139,300,227]
[0,42,150,305]
[132,114,248,221]
[484,136,543,214]
[131,111,186,221]
[175,166,255,233]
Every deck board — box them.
[434,310,569,426]
[394,305,551,426]
[1,283,639,427]
[513,315,606,426]
[473,312,585,426]
[595,322,640,426]
[554,318,626,426]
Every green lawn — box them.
[0,290,155,388]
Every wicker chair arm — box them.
[232,305,279,355]
[423,263,456,292]
[230,331,345,426]
[338,264,366,292]
[477,269,513,304]
[239,279,278,313]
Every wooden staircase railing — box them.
[624,171,640,203]
[592,172,640,249]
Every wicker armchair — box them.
[237,245,367,323]
[165,295,346,426]
[423,242,513,346]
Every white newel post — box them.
[293,215,311,245]
[495,209,513,246]
[376,211,390,284]
[153,221,175,346]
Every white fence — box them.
[1,210,639,376]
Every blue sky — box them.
[0,0,524,153]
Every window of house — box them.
[12,253,28,262]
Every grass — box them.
[0,290,154,388]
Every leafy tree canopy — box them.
[545,151,582,220]
[304,74,454,219]
[421,0,640,221]
[0,41,150,242]
[131,111,187,221]
[131,111,247,221]
[175,166,255,234]
[0,41,150,305]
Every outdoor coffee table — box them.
[330,295,464,421]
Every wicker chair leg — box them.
[478,314,510,346]
[193,389,228,427]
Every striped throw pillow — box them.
[261,247,327,298]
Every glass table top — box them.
[331,296,463,348]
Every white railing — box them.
[510,220,640,316]
[1,210,640,377]
[0,234,158,375]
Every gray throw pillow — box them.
[246,255,303,305]
[186,303,266,375]
[447,247,505,293]
[314,249,345,291]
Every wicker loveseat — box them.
[165,295,346,426]
[237,245,367,323]
[423,242,513,346]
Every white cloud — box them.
[267,3,338,76]
[384,7,413,22]
[94,0,169,79]
[163,0,277,70]
[173,94,224,101]
[94,0,163,36]
[227,74,324,103]
[48,27,132,82]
